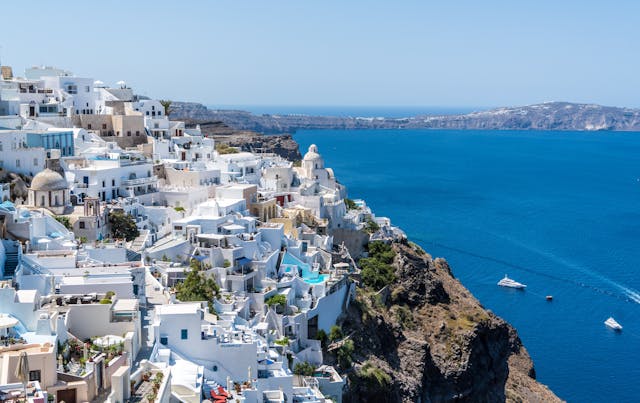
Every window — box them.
[85,86,90,93]
[112,179,115,186]
[160,336,168,345]
[102,181,105,187]
[88,124,92,129]
[34,158,38,166]
[102,123,107,130]
[29,370,41,382]
[79,221,85,229]
[135,131,140,136]
[0,142,2,151]
[181,329,188,340]
[16,159,20,168]
[146,111,149,116]
[127,131,131,136]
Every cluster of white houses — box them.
[0,64,403,403]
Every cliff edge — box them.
[341,241,561,403]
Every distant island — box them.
[171,101,640,134]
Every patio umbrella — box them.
[15,351,29,395]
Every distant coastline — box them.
[171,101,640,134]
[206,105,480,118]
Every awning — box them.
[236,257,252,266]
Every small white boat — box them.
[604,317,622,331]
[497,275,526,289]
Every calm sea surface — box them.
[295,129,640,403]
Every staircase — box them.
[2,240,21,277]
[3,249,19,277]
[126,249,142,262]
[130,230,150,252]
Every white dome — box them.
[303,144,321,161]
[31,169,68,191]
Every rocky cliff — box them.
[171,101,640,133]
[180,118,302,161]
[341,242,561,403]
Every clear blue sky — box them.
[1,0,638,108]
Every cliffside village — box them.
[0,65,404,403]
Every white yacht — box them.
[604,317,622,331]
[497,275,526,289]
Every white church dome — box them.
[30,169,68,191]
[303,144,321,161]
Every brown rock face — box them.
[342,242,562,403]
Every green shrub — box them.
[293,361,316,376]
[108,211,140,241]
[364,220,380,234]
[175,263,220,313]
[99,298,112,304]
[265,294,286,308]
[357,361,391,388]
[274,337,290,346]
[344,198,357,210]
[328,325,343,342]
[54,215,72,230]
[315,329,328,347]
[359,241,396,290]
[337,339,355,369]
[216,143,239,154]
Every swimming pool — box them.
[303,274,328,284]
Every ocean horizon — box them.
[294,128,640,403]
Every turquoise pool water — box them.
[304,274,328,284]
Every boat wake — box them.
[418,237,640,305]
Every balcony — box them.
[121,175,157,187]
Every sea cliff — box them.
[342,242,561,402]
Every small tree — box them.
[316,329,328,348]
[108,211,139,241]
[344,198,357,210]
[328,325,343,342]
[337,339,355,369]
[265,294,287,310]
[54,215,72,230]
[159,100,172,117]
[364,220,380,234]
[175,259,220,313]
[293,361,316,376]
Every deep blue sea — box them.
[295,129,640,403]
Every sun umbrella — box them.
[15,351,29,395]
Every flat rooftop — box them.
[156,303,201,316]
